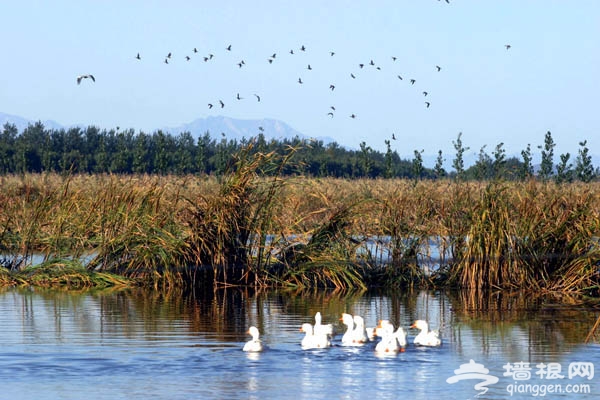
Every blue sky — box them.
[1,0,599,161]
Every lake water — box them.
[0,287,598,399]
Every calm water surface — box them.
[0,287,598,399]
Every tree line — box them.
[0,122,597,182]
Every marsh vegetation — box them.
[1,142,598,296]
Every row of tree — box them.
[0,122,597,181]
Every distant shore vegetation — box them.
[0,123,599,295]
[1,122,598,182]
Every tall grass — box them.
[0,165,598,293]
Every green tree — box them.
[538,131,555,180]
[575,140,595,182]
[434,150,446,179]
[492,142,506,179]
[412,149,424,182]
[520,143,533,180]
[452,132,469,180]
[555,153,573,184]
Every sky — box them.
[1,0,599,162]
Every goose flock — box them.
[243,312,441,353]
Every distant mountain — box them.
[164,115,336,144]
[0,112,335,145]
[0,112,64,132]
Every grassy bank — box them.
[1,152,599,293]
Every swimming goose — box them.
[300,323,331,349]
[314,312,333,337]
[375,320,400,353]
[352,315,368,344]
[243,326,263,352]
[340,313,355,345]
[411,320,441,346]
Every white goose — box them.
[352,315,368,344]
[411,320,441,347]
[243,326,264,352]
[314,312,333,337]
[375,320,400,353]
[300,323,331,349]
[340,313,355,345]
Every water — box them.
[0,287,598,399]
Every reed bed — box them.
[0,163,599,294]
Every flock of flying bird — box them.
[126,43,445,119]
[242,312,441,353]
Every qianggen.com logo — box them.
[446,359,594,397]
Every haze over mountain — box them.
[0,111,334,146]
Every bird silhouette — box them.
[392,133,397,140]
[410,79,416,85]
[219,100,225,108]
[193,48,198,53]
[397,75,403,80]
[298,78,303,84]
[350,73,356,79]
[271,53,276,58]
[209,54,214,59]
[330,51,335,56]
[300,45,306,51]
[505,44,511,50]
[370,60,375,66]
[307,64,312,70]
[203,57,209,62]
[350,114,356,119]
[329,84,335,91]
[330,106,336,111]
[268,58,273,64]
[289,49,294,54]
[136,53,141,60]
[254,94,261,102]
[226,45,232,51]
[237,93,243,100]
[208,103,213,109]
[392,56,397,61]
[167,52,172,58]
[425,102,430,108]
[164,58,169,64]
[238,62,243,68]
[359,63,364,69]
[76,74,95,84]
[185,56,191,61]
[436,65,441,71]
[423,91,428,96]
[327,112,334,117]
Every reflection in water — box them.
[0,286,598,399]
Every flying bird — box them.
[330,106,336,111]
[329,84,335,91]
[193,48,198,53]
[359,63,364,69]
[76,74,95,84]
[268,58,273,64]
[410,79,416,85]
[185,56,191,61]
[350,73,356,79]
[136,53,141,60]
[330,51,335,56]
[370,60,375,66]
[226,45,232,51]
[392,56,397,61]
[271,53,276,58]
[167,52,172,58]
[505,44,511,50]
[392,133,396,140]
[203,57,209,62]
[327,112,334,117]
[350,114,356,119]
[289,49,294,54]
[397,75,403,80]
[298,78,303,84]
[219,100,225,108]
[209,54,214,59]
[254,94,261,102]
[164,58,169,64]
[236,93,243,100]
[436,65,441,71]
[425,102,430,108]
[307,64,312,70]
[300,45,306,51]
[423,91,428,96]
[208,103,213,109]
